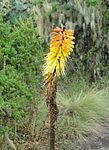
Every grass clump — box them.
[56,80,109,149]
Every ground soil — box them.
[77,120,109,150]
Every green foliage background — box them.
[0,12,45,137]
[0,0,109,149]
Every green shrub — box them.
[0,12,45,135]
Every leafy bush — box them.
[0,0,30,24]
[0,12,45,135]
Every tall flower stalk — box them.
[43,26,75,150]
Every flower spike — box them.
[43,26,75,150]
[44,27,75,78]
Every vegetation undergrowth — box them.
[26,76,109,150]
[1,69,109,149]
[55,77,109,149]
